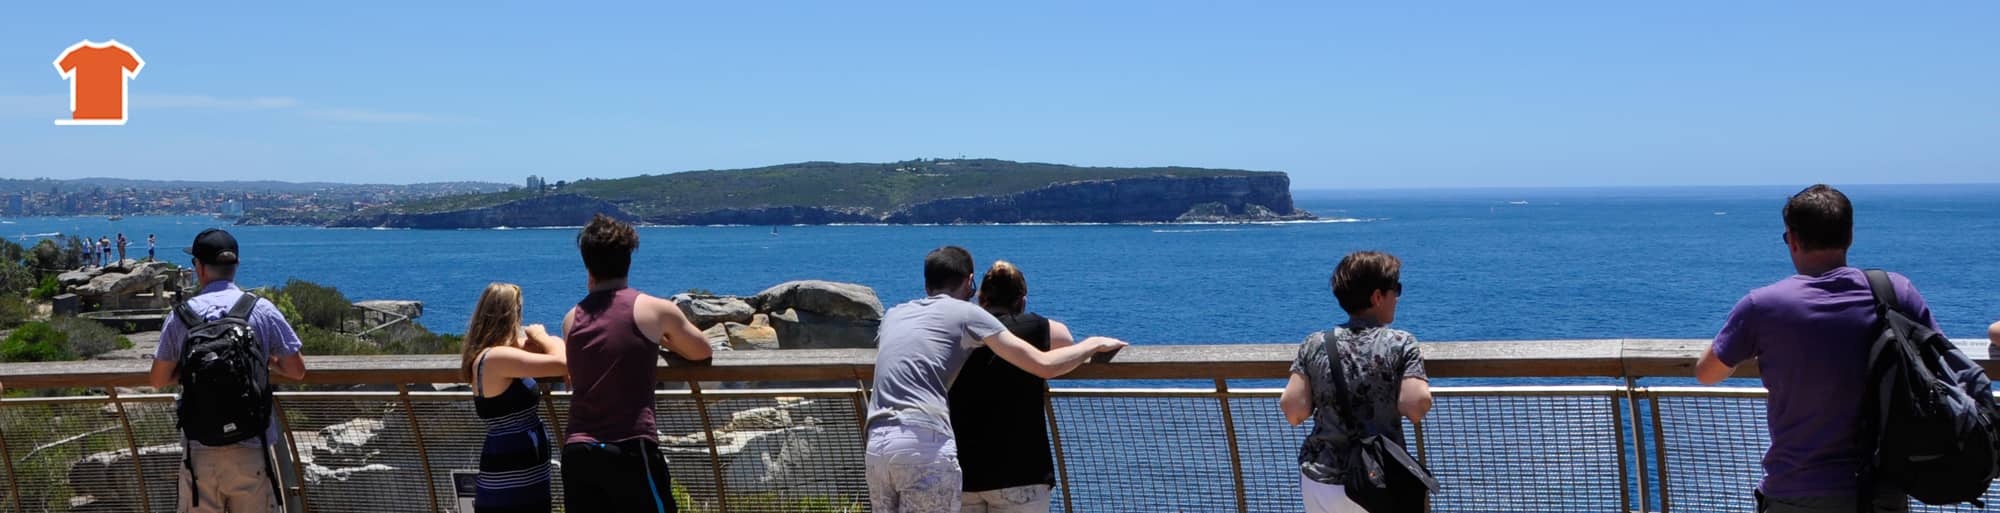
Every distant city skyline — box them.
[3,2,1997,189]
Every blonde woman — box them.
[458,283,567,513]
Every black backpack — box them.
[173,293,283,507]
[1860,269,2000,507]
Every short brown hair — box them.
[578,213,638,280]
[978,260,1028,314]
[1783,184,1853,251]
[924,246,974,293]
[1332,251,1402,315]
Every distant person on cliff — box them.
[561,213,713,512]
[946,261,1073,513]
[150,228,307,513]
[1280,250,1433,513]
[459,282,566,513]
[117,232,127,263]
[1696,185,1945,513]
[99,236,110,267]
[867,246,1126,513]
[148,233,157,261]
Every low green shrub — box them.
[48,316,127,358]
[0,322,74,362]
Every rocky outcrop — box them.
[661,398,857,496]
[672,294,757,329]
[749,281,884,321]
[1174,201,1314,223]
[329,193,635,229]
[768,310,879,350]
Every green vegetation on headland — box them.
[0,237,458,367]
[330,158,1312,227]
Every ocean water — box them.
[11,185,1996,349]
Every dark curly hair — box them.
[578,213,638,280]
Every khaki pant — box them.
[178,443,277,513]
[961,484,1050,513]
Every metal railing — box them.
[0,339,1995,513]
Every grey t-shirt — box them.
[867,294,1009,436]
[1291,321,1427,484]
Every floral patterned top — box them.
[1291,321,1428,484]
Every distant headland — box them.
[322,159,1315,229]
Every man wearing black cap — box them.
[149,228,306,513]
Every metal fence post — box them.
[1649,389,1672,513]
[540,382,564,443]
[689,381,731,513]
[1044,385,1076,513]
[274,396,314,513]
[0,400,26,513]
[1214,379,1250,513]
[396,384,443,513]
[1621,379,1648,513]
[106,388,153,513]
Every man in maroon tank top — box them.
[561,214,715,512]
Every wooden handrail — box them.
[1,339,1989,389]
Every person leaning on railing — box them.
[947,260,1071,513]
[1988,320,1999,348]
[1695,185,1939,513]
[458,282,567,513]
[866,246,1126,513]
[1280,251,1432,513]
[560,214,714,513]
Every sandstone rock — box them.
[354,300,423,322]
[750,280,884,321]
[660,399,850,495]
[703,324,733,352]
[75,267,155,298]
[67,443,182,513]
[58,270,98,288]
[671,294,756,329]
[726,322,779,351]
[768,309,880,350]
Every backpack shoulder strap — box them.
[171,301,203,366]
[225,293,260,322]
[1863,269,1900,317]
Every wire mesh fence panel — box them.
[1421,392,1627,513]
[650,393,718,512]
[684,394,869,513]
[407,394,519,513]
[278,396,434,513]
[1049,394,1237,513]
[1652,390,2000,513]
[118,396,183,513]
[1653,391,1765,513]
[0,398,148,513]
[1226,394,1313,513]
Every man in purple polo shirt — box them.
[149,228,307,513]
[1696,185,1944,513]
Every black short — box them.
[561,439,677,513]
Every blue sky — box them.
[1,2,1996,189]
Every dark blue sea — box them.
[12,185,1995,348]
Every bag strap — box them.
[1322,330,1359,430]
[1862,269,1901,318]
[171,301,203,367]
[225,293,261,322]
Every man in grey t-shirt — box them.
[866,246,1126,513]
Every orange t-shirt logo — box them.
[54,40,145,126]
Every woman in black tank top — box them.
[949,261,1077,512]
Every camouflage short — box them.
[867,422,963,513]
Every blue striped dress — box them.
[474,351,553,513]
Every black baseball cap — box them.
[183,228,240,265]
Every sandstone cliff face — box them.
[332,175,1308,228]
